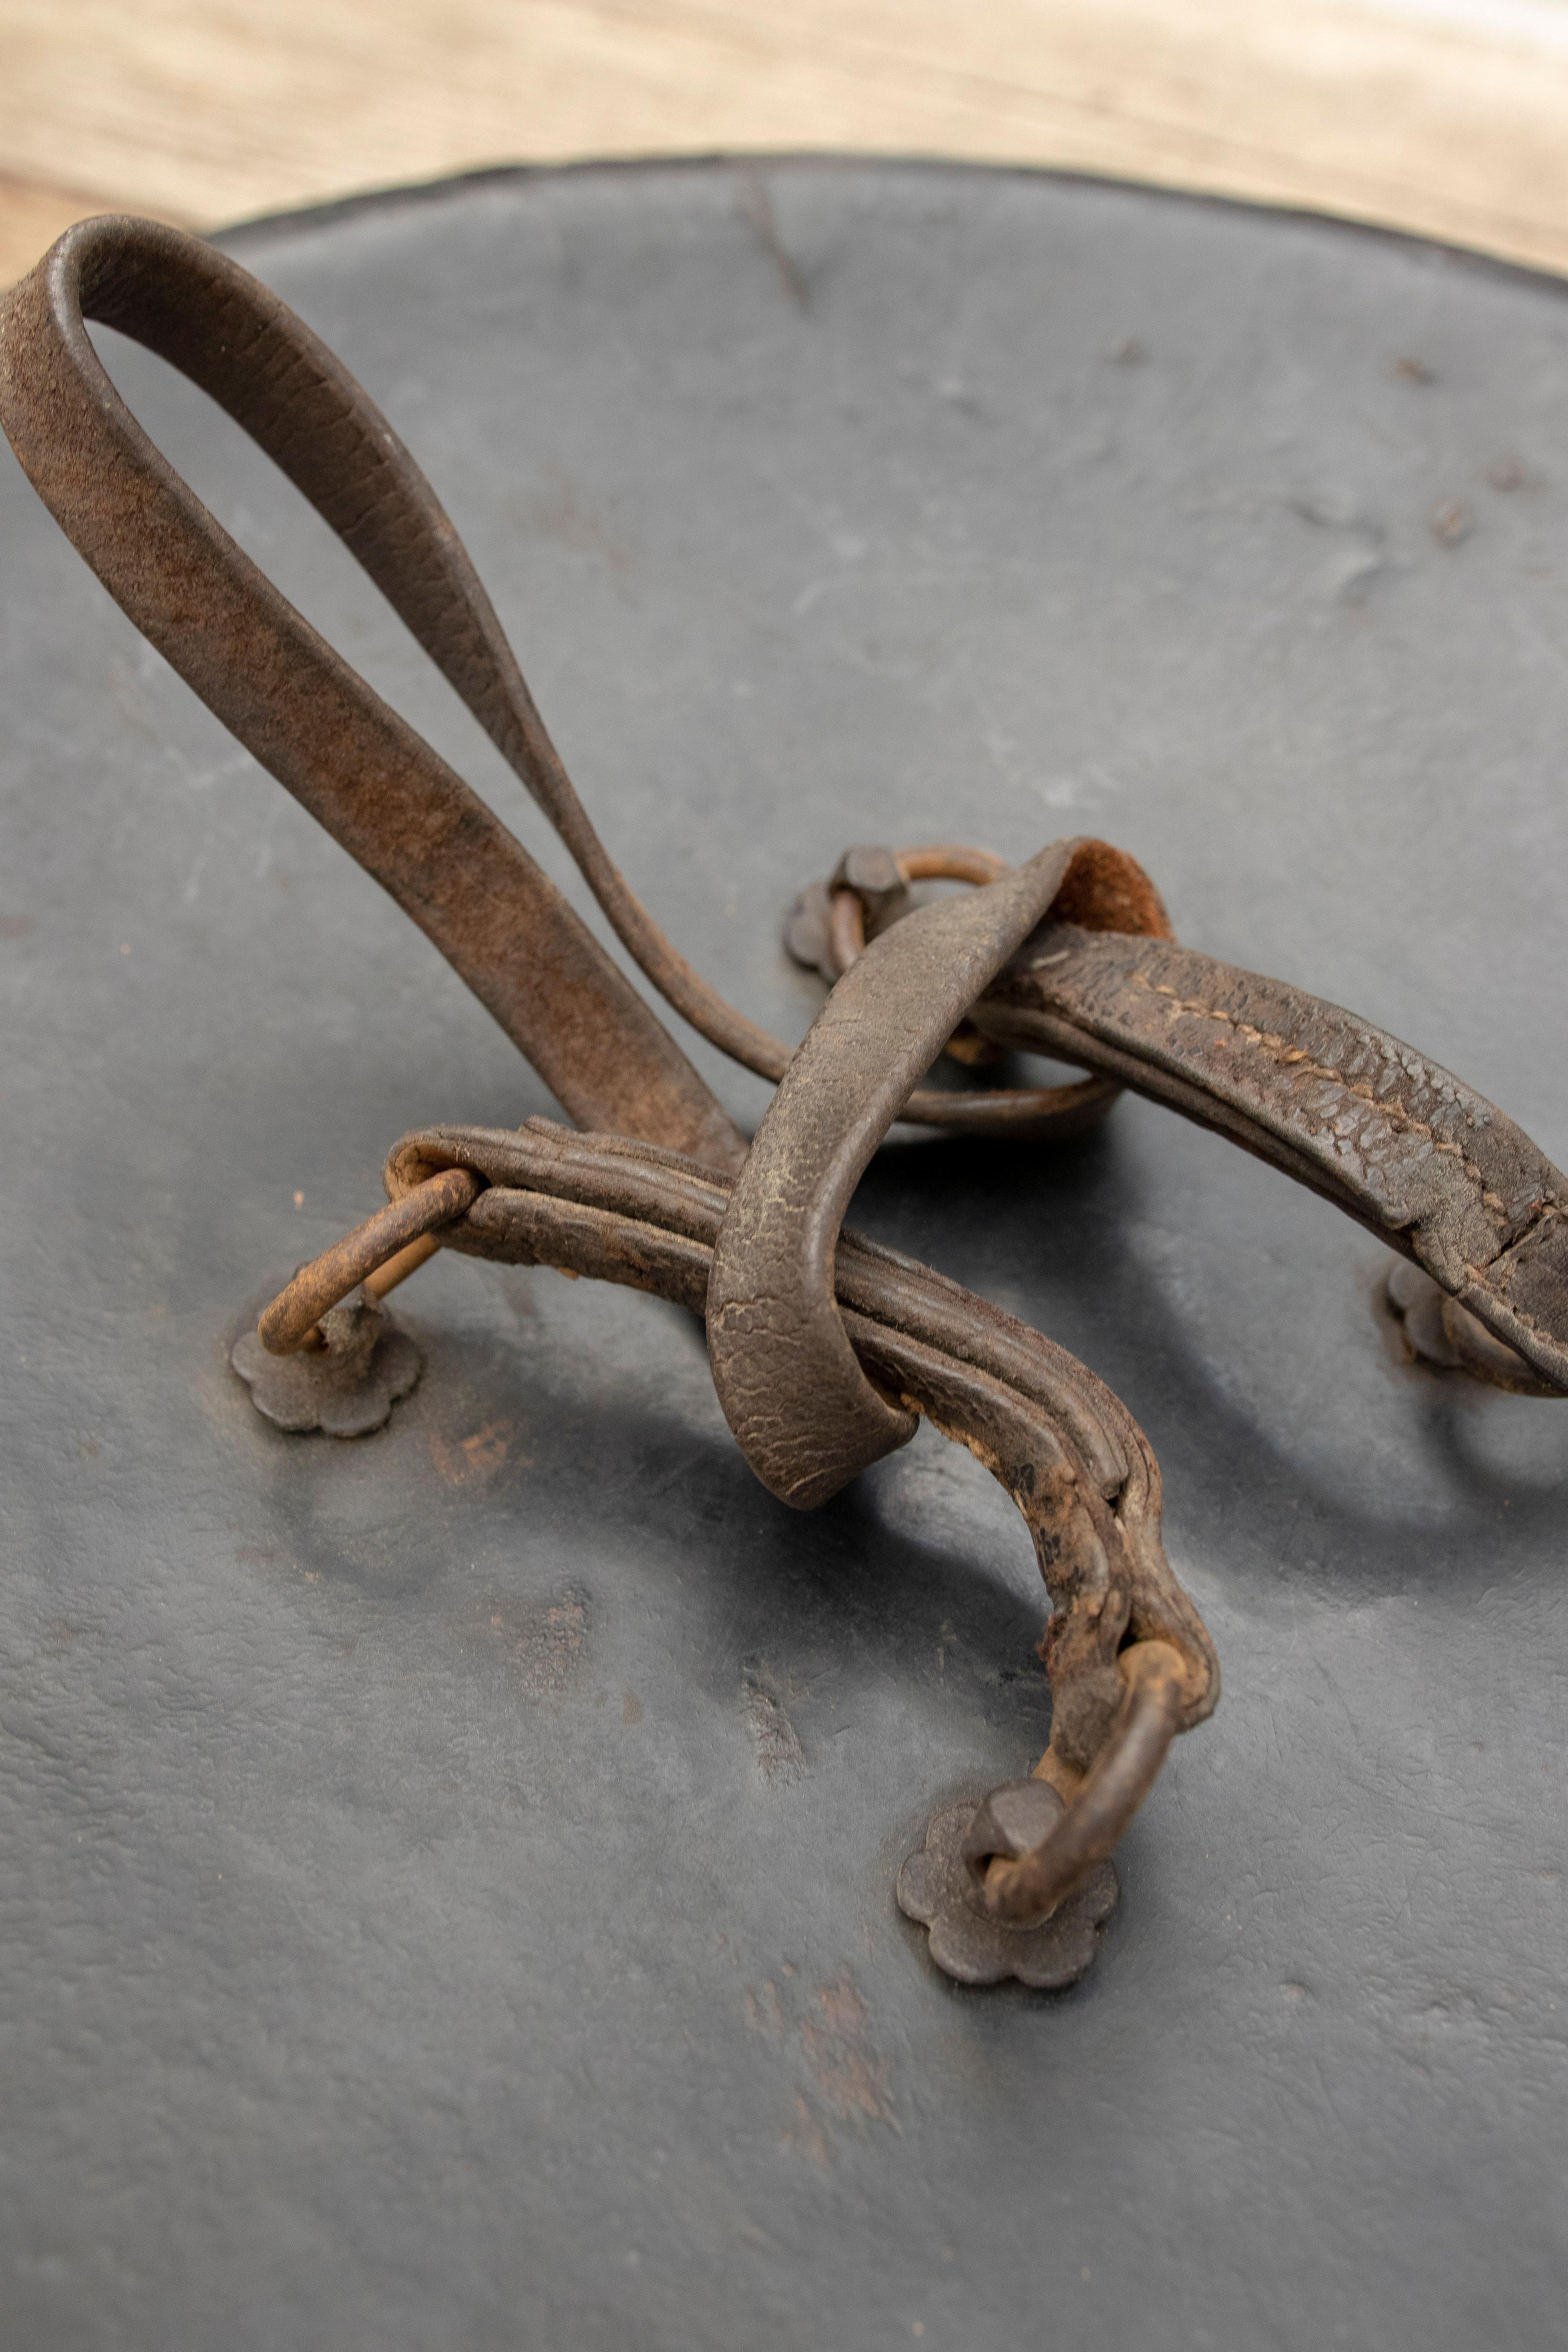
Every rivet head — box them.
[897,1783,1118,1989]
[230,1289,421,1437]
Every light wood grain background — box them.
[5,1,1568,286]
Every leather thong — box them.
[3,216,1563,1988]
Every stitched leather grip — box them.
[983,927,1568,1392]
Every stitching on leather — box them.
[1131,974,1516,1220]
[1463,1267,1553,1342]
[1490,1197,1568,1288]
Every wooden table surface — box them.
[6,1,1568,288]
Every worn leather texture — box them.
[0,220,745,1172]
[708,843,1084,1507]
[2,160,1566,2349]
[987,924,1568,1387]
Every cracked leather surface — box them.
[2,160,1566,2350]
[985,926,1568,1387]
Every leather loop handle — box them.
[0,216,746,1170]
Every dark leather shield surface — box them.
[2,159,1565,2348]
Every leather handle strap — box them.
[0,214,1114,1148]
[0,215,746,1171]
[706,842,1096,1507]
[980,926,1568,1393]
[357,1113,1219,1914]
[6,220,1563,1396]
[374,1112,1219,1696]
